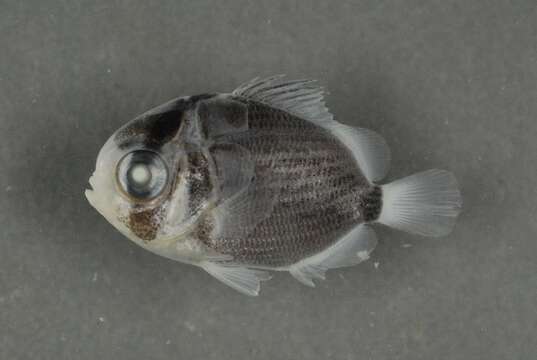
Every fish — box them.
[86,76,462,296]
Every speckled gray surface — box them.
[1,1,537,359]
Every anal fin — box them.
[289,224,377,287]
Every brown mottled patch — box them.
[196,215,214,247]
[127,206,165,242]
[186,152,212,216]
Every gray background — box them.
[1,1,536,359]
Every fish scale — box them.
[203,100,373,267]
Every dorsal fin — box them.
[232,75,334,126]
[232,76,391,182]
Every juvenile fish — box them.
[86,76,462,295]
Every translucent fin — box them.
[209,155,280,240]
[201,262,272,296]
[377,169,462,237]
[289,224,377,287]
[232,75,334,126]
[329,124,391,182]
[210,143,256,201]
[196,96,249,138]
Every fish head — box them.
[85,97,213,247]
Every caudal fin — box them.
[377,169,462,237]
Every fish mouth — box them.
[87,174,96,191]
[85,174,96,204]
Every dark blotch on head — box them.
[115,94,216,150]
[196,215,214,247]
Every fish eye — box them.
[116,150,168,201]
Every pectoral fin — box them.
[200,261,272,296]
[208,141,280,241]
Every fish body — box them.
[86,76,462,295]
